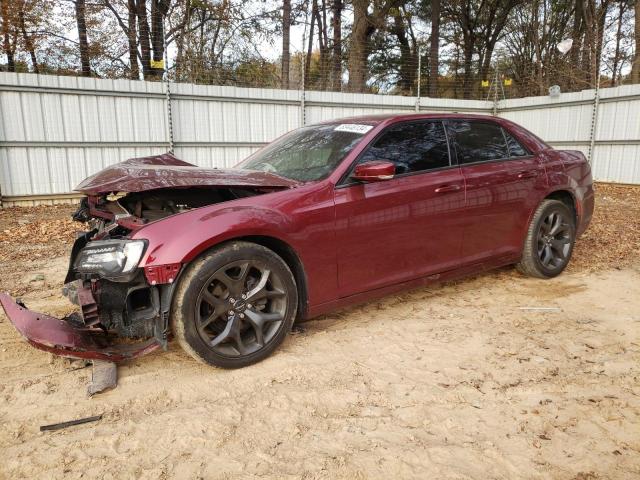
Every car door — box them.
[446,120,548,264]
[333,120,466,298]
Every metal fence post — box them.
[163,22,175,153]
[164,77,175,154]
[492,68,499,116]
[415,46,421,112]
[300,32,307,127]
[587,77,601,165]
[587,23,604,165]
[300,72,306,127]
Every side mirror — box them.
[351,161,395,182]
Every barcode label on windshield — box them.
[334,124,374,134]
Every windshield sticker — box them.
[334,124,374,134]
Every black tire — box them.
[516,199,576,279]
[172,241,298,368]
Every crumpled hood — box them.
[75,153,300,195]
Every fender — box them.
[131,204,298,268]
[542,148,594,236]
[129,181,339,308]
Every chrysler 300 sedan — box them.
[0,114,594,369]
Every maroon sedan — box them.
[0,114,594,369]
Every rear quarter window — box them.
[503,130,530,157]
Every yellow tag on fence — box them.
[503,78,512,86]
[151,59,165,69]
[481,80,489,87]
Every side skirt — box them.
[305,254,519,319]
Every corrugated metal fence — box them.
[0,72,638,205]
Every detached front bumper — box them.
[0,293,161,362]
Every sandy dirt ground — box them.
[0,184,639,479]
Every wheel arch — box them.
[190,235,309,321]
[521,189,577,253]
[545,189,577,221]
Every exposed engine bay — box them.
[72,186,265,236]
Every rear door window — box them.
[447,121,509,164]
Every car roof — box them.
[316,112,550,153]
[319,112,503,126]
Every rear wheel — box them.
[517,199,576,279]
[172,241,297,368]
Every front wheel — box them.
[517,199,576,279]
[172,241,298,368]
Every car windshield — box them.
[237,123,371,181]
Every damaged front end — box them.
[60,230,177,346]
[0,153,298,362]
[0,195,180,361]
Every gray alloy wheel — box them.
[517,199,576,279]
[172,241,297,368]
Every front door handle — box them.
[434,184,462,193]
[517,170,539,179]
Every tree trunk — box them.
[347,0,369,92]
[594,0,610,86]
[1,36,14,72]
[581,0,597,86]
[479,40,498,91]
[392,11,413,94]
[18,5,38,73]
[317,0,330,89]
[532,0,544,95]
[611,1,624,86]
[282,0,291,88]
[0,0,15,72]
[453,40,460,98]
[173,0,192,81]
[304,0,317,88]
[209,15,221,70]
[149,0,170,79]
[428,0,440,97]
[330,0,341,91]
[104,0,141,79]
[175,2,190,82]
[127,0,139,79]
[137,0,152,78]
[479,0,516,95]
[458,2,474,99]
[570,0,584,89]
[1,0,16,72]
[632,0,640,83]
[75,0,91,76]
[462,39,474,99]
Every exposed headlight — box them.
[74,240,146,278]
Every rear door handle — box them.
[517,170,539,179]
[434,184,462,193]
